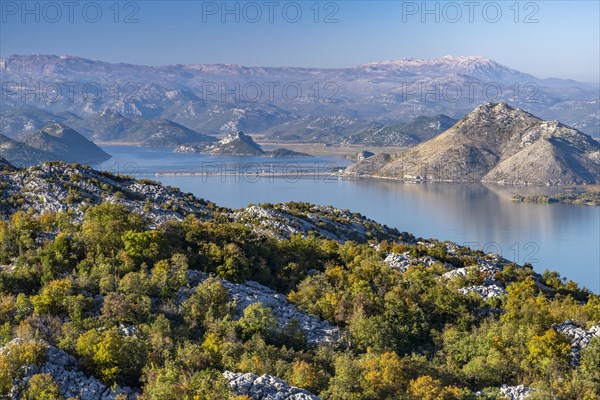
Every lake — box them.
[96,146,600,293]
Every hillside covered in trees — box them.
[0,162,599,400]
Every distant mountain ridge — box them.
[0,124,111,167]
[345,103,600,185]
[68,109,218,147]
[344,115,458,147]
[1,54,598,138]
[0,108,218,148]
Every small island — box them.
[512,190,600,206]
[174,131,312,158]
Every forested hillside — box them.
[0,163,598,399]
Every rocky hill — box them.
[0,134,58,167]
[0,162,215,223]
[233,203,409,243]
[21,123,111,164]
[176,132,312,157]
[346,103,600,185]
[0,163,404,243]
[204,132,265,155]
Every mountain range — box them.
[0,107,218,148]
[1,54,598,139]
[345,103,600,185]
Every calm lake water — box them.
[96,146,600,293]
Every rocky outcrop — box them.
[346,103,600,185]
[205,132,264,155]
[383,251,448,272]
[182,271,341,346]
[224,371,321,400]
[383,252,413,272]
[0,162,214,223]
[2,339,134,400]
[553,320,600,365]
[458,284,507,301]
[356,150,375,161]
[379,243,513,301]
[233,203,408,243]
[442,258,511,300]
[499,384,534,400]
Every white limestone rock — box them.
[180,271,340,346]
[224,371,321,400]
[553,320,600,365]
[1,339,135,400]
[458,284,507,301]
[499,384,534,400]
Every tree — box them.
[22,373,63,400]
[579,335,600,391]
[348,312,395,353]
[76,328,147,386]
[31,278,73,316]
[324,355,365,400]
[217,243,250,282]
[289,360,323,394]
[101,291,151,325]
[80,203,146,257]
[147,314,174,365]
[141,364,237,400]
[526,329,571,379]
[122,230,166,265]
[0,340,47,396]
[360,352,405,399]
[151,254,188,298]
[407,376,463,400]
[181,277,230,331]
[237,303,278,341]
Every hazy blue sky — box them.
[1,1,599,81]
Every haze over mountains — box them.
[1,54,598,139]
[346,103,600,185]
